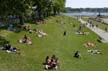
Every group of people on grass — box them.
[73,50,102,59]
[0,43,20,54]
[44,55,60,70]
[18,30,47,45]
[21,25,48,37]
[42,50,101,70]
[35,29,47,37]
[1,20,104,71]
[83,42,102,55]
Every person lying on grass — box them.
[76,31,85,35]
[6,47,20,54]
[84,42,95,47]
[76,31,89,35]
[44,55,60,70]
[18,35,32,45]
[87,49,102,55]
[0,44,20,54]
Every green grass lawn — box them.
[0,15,108,71]
[82,17,108,30]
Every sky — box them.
[66,0,108,8]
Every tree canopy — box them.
[0,0,66,24]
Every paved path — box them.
[78,18,108,43]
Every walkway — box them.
[78,18,108,43]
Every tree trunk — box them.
[57,10,60,15]
[19,16,24,25]
[53,8,57,16]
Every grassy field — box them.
[82,17,108,30]
[0,15,108,71]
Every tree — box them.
[52,0,66,15]
[0,0,66,24]
[0,0,33,24]
[33,0,66,18]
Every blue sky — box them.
[66,0,108,8]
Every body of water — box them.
[62,12,108,16]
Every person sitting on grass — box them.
[44,55,60,70]
[19,35,27,43]
[45,56,50,64]
[23,35,28,43]
[51,55,56,60]
[19,35,32,45]
[74,51,81,58]
[44,56,51,69]
[63,31,67,36]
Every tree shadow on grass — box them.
[0,23,23,33]
[25,18,46,25]
[0,19,45,34]
[0,24,7,30]
[25,20,36,24]
[0,36,9,46]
